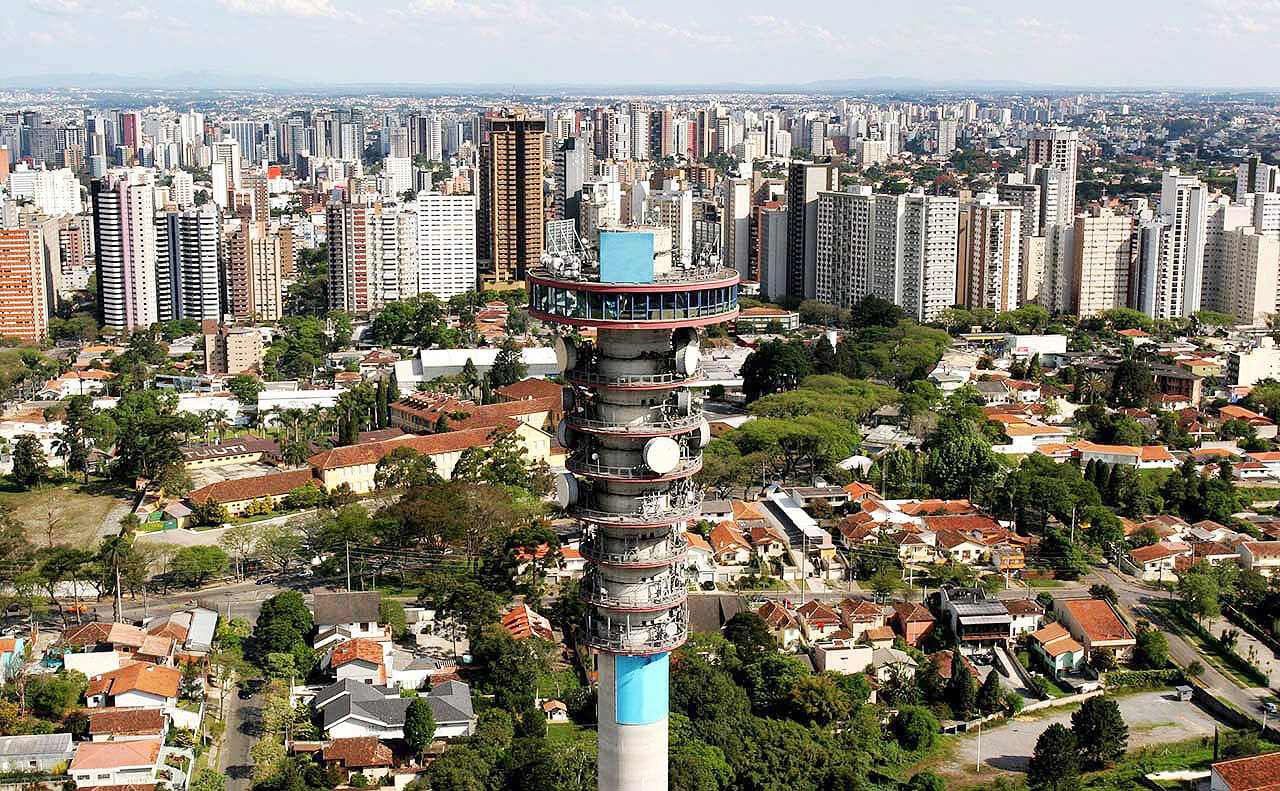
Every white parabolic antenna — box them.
[554,335,576,373]
[675,343,700,375]
[698,417,711,448]
[553,472,578,509]
[644,436,681,474]
[676,390,692,415]
[556,419,572,449]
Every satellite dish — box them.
[675,344,700,376]
[676,390,692,415]
[556,419,573,449]
[553,472,578,509]
[698,417,712,448]
[673,327,698,351]
[554,335,577,373]
[561,387,575,412]
[644,436,681,475]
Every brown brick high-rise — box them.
[479,110,545,284]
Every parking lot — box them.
[938,691,1228,779]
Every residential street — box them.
[1092,566,1272,722]
[221,685,261,791]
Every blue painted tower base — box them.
[597,652,669,790]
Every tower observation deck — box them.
[528,227,738,791]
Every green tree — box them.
[1178,563,1222,625]
[976,668,1002,715]
[925,415,1001,500]
[1135,626,1169,669]
[788,673,851,725]
[404,697,436,757]
[227,374,264,405]
[189,769,229,791]
[171,546,229,587]
[1028,723,1080,791]
[945,653,977,719]
[741,340,813,402]
[253,590,315,661]
[487,336,527,390]
[1071,696,1128,769]
[722,611,775,661]
[669,739,732,791]
[10,435,46,489]
[379,598,408,640]
[1111,358,1157,407]
[53,395,94,484]
[891,705,938,751]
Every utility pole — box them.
[346,542,352,591]
[975,720,982,772]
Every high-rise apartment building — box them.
[156,204,220,322]
[784,161,837,300]
[326,198,380,314]
[223,219,284,322]
[814,187,957,322]
[1217,227,1280,325]
[936,119,957,156]
[1068,206,1135,316]
[416,192,477,300]
[0,229,49,341]
[211,139,242,209]
[758,205,788,301]
[554,138,588,226]
[1135,169,1210,319]
[651,184,693,267]
[92,172,159,330]
[959,194,1022,313]
[478,110,544,283]
[1237,155,1278,197]
[203,320,262,375]
[1025,127,1080,226]
[723,178,751,280]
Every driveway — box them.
[939,691,1226,780]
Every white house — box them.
[1240,541,1280,578]
[0,733,75,771]
[313,592,390,651]
[84,664,180,709]
[812,639,873,674]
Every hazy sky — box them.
[9,0,1280,88]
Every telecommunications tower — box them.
[528,225,739,790]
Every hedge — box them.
[1224,605,1280,655]
[1105,669,1185,689]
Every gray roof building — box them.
[313,592,381,628]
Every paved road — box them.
[941,691,1224,780]
[220,686,260,791]
[1092,566,1271,722]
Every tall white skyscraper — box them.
[92,171,159,330]
[1136,169,1211,319]
[1237,155,1279,198]
[815,187,958,322]
[960,193,1022,313]
[416,192,477,300]
[174,204,221,320]
[652,183,693,266]
[211,139,242,209]
[723,178,751,280]
[936,119,958,156]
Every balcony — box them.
[580,530,688,567]
[584,610,688,655]
[573,485,702,526]
[566,450,702,480]
[566,364,703,389]
[581,568,688,610]
[566,409,702,436]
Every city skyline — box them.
[8,0,1280,90]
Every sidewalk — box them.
[1206,614,1279,688]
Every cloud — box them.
[609,7,730,45]
[217,0,351,19]
[955,5,976,13]
[27,0,79,14]
[747,15,842,49]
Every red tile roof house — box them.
[88,709,168,743]
[1055,598,1136,661]
[1128,542,1189,581]
[69,738,163,788]
[796,600,842,642]
[324,638,388,685]
[755,601,801,650]
[1211,749,1280,791]
[321,736,394,784]
[85,664,181,710]
[60,624,174,665]
[1239,541,1280,579]
[890,602,935,647]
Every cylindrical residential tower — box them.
[529,227,738,791]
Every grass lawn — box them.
[1150,601,1267,687]
[545,721,595,746]
[0,476,133,544]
